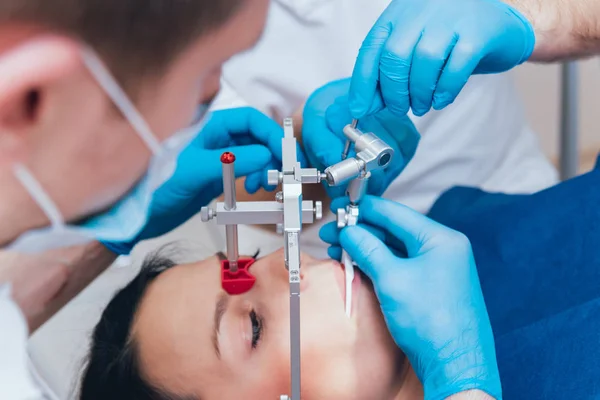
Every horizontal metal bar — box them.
[214,201,316,225]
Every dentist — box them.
[0,0,287,398]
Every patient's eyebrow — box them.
[212,292,229,360]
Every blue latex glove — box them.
[303,78,420,198]
[104,107,305,255]
[320,196,502,400]
[349,0,535,118]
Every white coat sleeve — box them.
[0,284,44,400]
[210,77,251,112]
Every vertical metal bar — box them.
[221,152,239,272]
[560,61,579,180]
[286,231,301,400]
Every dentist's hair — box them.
[0,0,243,87]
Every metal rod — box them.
[221,152,239,272]
[559,61,579,181]
[286,231,301,400]
[341,140,351,160]
[347,173,369,205]
[341,119,359,160]
[214,201,320,225]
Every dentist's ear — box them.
[0,36,80,166]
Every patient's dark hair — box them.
[79,250,194,400]
[0,0,244,87]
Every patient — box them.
[78,249,423,400]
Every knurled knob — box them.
[314,201,323,220]
[337,209,348,229]
[268,170,282,186]
[200,207,214,222]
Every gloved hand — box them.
[320,196,502,400]
[303,78,420,199]
[104,107,305,255]
[349,0,535,118]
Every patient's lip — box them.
[332,260,346,303]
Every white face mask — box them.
[6,48,210,253]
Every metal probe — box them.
[341,119,358,160]
[221,152,239,273]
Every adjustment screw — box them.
[200,207,214,222]
[268,170,282,186]
[314,201,323,220]
[337,209,348,229]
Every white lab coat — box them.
[210,0,558,257]
[0,286,46,400]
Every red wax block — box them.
[221,258,256,295]
[221,152,236,164]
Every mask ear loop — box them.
[79,47,162,155]
[13,164,64,228]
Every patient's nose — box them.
[266,250,313,288]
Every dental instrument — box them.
[328,121,394,317]
[201,118,323,400]
[200,118,392,399]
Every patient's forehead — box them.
[132,257,224,393]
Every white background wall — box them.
[513,59,600,170]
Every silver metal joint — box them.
[324,123,395,189]
[324,158,364,187]
[268,170,283,186]
[200,207,215,222]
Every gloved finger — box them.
[378,26,422,117]
[326,197,410,253]
[325,99,352,140]
[327,246,342,261]
[319,221,341,245]
[357,196,448,257]
[409,28,458,116]
[304,104,346,171]
[324,185,349,201]
[355,222,408,257]
[348,19,392,119]
[432,39,483,110]
[365,169,388,196]
[201,107,286,162]
[244,172,263,194]
[296,146,309,169]
[320,213,385,247]
[327,93,386,136]
[165,144,271,200]
[371,111,420,165]
[340,225,396,284]
[330,196,351,213]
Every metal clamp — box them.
[324,122,394,187]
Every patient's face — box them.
[132,250,404,399]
